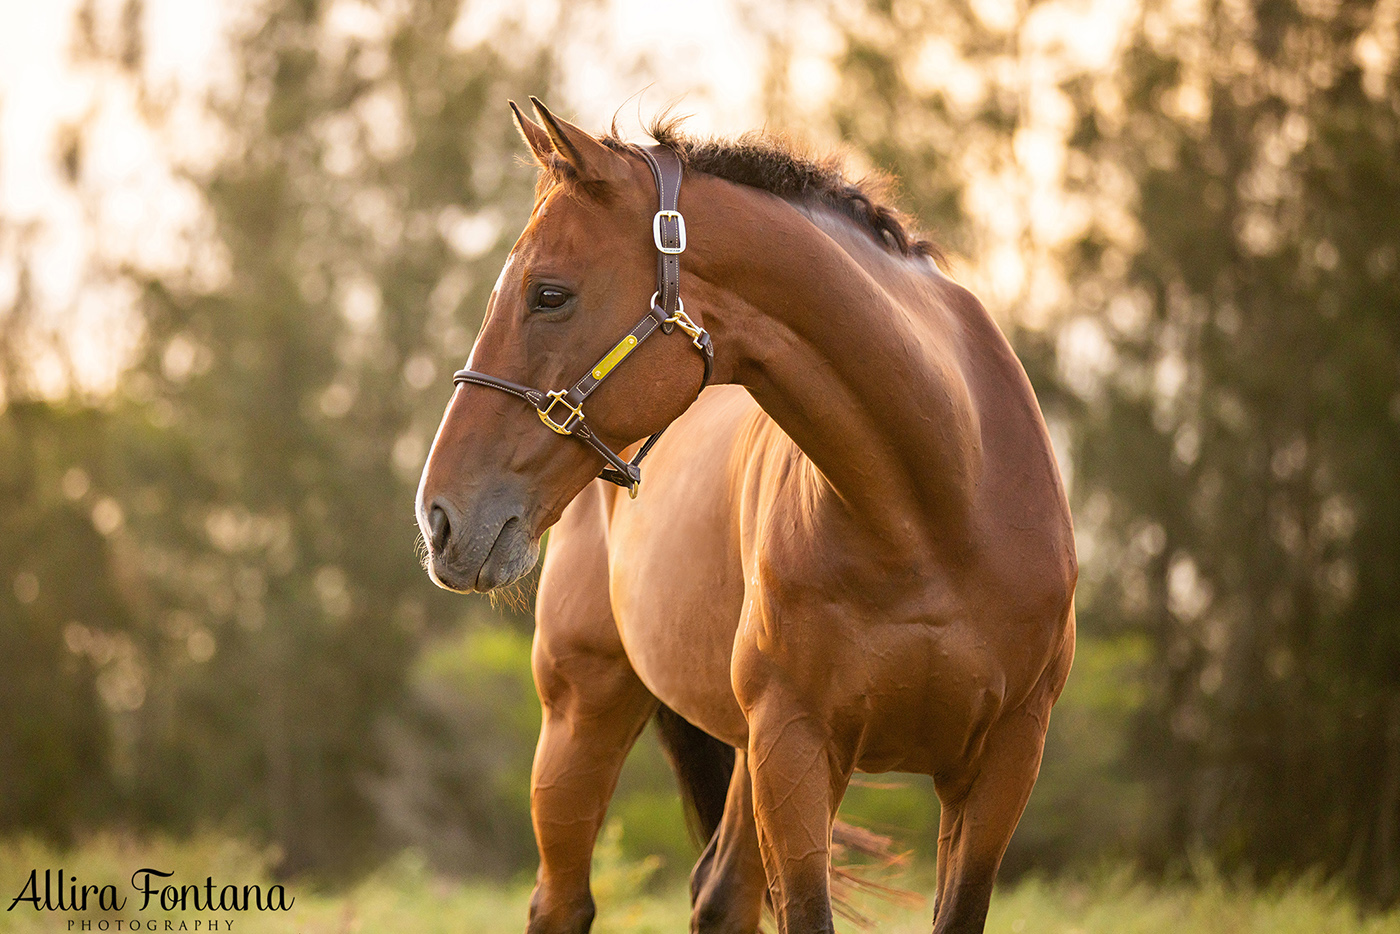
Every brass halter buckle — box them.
[537,390,584,435]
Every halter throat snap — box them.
[451,144,713,499]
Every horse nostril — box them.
[428,503,451,553]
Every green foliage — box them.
[604,780,693,880]
[1058,0,1400,900]
[374,623,695,881]
[591,822,665,905]
[0,403,127,841]
[373,623,541,877]
[104,0,552,871]
[0,0,553,877]
[839,774,940,852]
[1009,635,1153,873]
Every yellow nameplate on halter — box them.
[591,334,639,380]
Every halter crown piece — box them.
[451,145,714,499]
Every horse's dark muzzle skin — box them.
[421,495,537,593]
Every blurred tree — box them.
[818,0,994,255]
[0,280,118,842]
[65,0,552,875]
[0,400,122,842]
[370,623,543,877]
[1058,0,1400,901]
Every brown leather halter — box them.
[452,145,713,498]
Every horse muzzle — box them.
[420,495,538,593]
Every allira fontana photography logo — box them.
[8,867,294,930]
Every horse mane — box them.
[537,114,944,266]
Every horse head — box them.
[415,99,709,593]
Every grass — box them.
[2,831,1398,934]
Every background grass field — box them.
[3,834,1398,934]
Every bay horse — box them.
[416,98,1076,934]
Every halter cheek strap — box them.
[451,144,713,498]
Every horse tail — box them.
[830,821,925,927]
[652,704,735,844]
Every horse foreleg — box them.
[744,691,850,934]
[690,748,767,934]
[528,645,657,934]
[931,625,1071,934]
[931,700,1051,934]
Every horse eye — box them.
[534,287,570,311]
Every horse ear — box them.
[509,100,554,165]
[529,97,628,185]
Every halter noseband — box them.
[451,144,713,499]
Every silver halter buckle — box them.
[653,210,686,254]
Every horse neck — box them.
[689,179,983,552]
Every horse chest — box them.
[730,563,1009,772]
